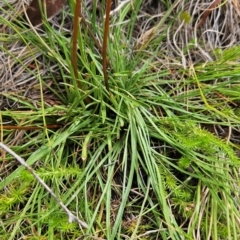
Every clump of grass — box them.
[1,0,240,239]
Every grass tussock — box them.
[1,0,240,239]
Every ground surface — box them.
[1,0,240,239]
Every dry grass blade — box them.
[196,0,222,28]
[232,0,240,16]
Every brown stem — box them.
[196,0,222,28]
[102,0,112,92]
[71,0,82,88]
[71,0,91,103]
[1,124,62,130]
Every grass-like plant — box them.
[1,0,240,239]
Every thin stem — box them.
[102,0,112,92]
[71,0,82,89]
[0,124,62,130]
[71,0,91,103]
